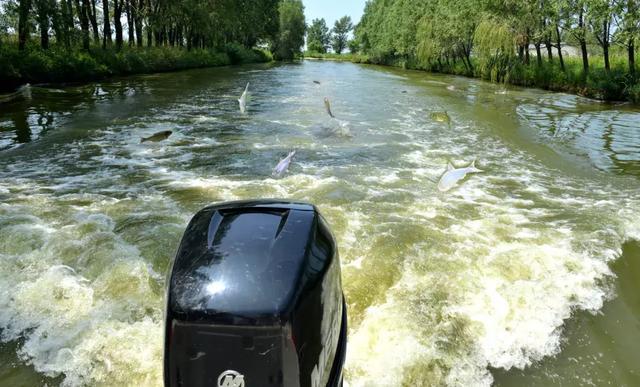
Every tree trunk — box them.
[36,0,50,49]
[135,0,143,47]
[56,0,69,47]
[555,24,565,71]
[88,0,99,43]
[535,43,542,66]
[76,0,90,50]
[126,0,135,46]
[524,30,530,65]
[602,20,610,72]
[629,39,636,75]
[518,45,524,60]
[580,40,588,73]
[18,0,33,50]
[546,37,553,62]
[114,0,123,49]
[578,9,588,73]
[50,0,65,46]
[65,0,74,45]
[102,0,112,49]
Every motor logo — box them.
[218,370,245,387]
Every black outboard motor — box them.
[164,200,347,387]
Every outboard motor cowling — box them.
[165,200,347,387]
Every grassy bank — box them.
[303,51,371,64]
[305,51,640,104]
[0,43,272,92]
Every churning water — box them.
[0,61,639,386]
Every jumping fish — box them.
[273,150,296,177]
[437,160,483,192]
[238,82,249,113]
[324,97,335,118]
[141,130,172,143]
[313,80,321,85]
[430,111,451,125]
[446,85,456,91]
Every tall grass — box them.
[0,43,272,91]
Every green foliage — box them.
[355,0,640,102]
[304,51,371,63]
[331,16,353,54]
[347,38,360,54]
[473,16,517,82]
[0,43,273,91]
[307,18,330,53]
[271,0,306,60]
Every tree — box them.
[331,15,353,54]
[347,38,359,54]
[75,0,91,49]
[34,0,52,49]
[587,0,615,71]
[102,0,112,48]
[87,0,99,43]
[307,17,330,53]
[620,0,639,74]
[113,0,123,48]
[18,0,32,50]
[271,0,305,60]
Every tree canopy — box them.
[271,0,305,60]
[307,17,330,53]
[331,15,353,54]
[355,0,640,76]
[0,0,298,56]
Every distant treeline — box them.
[334,0,640,102]
[0,0,306,90]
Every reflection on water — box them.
[516,95,640,175]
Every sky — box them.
[303,0,367,29]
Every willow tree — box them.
[271,0,305,60]
[416,0,478,72]
[474,16,516,81]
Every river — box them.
[0,61,638,386]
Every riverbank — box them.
[304,52,640,104]
[0,44,272,92]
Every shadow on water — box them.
[492,240,640,386]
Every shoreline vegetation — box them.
[305,0,640,104]
[303,50,640,103]
[0,0,307,93]
[0,43,272,91]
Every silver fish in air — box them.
[238,82,249,114]
[324,97,335,118]
[273,150,296,177]
[437,160,483,191]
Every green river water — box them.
[0,61,639,386]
